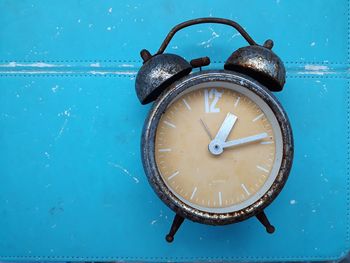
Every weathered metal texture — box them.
[135,53,192,105]
[141,70,294,225]
[225,44,286,92]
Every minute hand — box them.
[222,133,268,149]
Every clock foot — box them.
[165,214,185,243]
[256,211,275,234]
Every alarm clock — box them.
[135,18,293,243]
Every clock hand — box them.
[199,118,213,140]
[213,112,238,143]
[222,132,268,149]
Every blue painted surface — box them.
[0,0,349,261]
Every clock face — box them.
[154,81,283,213]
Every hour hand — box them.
[222,133,268,149]
[214,112,238,143]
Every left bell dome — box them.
[135,53,192,105]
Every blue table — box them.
[0,0,349,261]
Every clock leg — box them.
[165,214,185,243]
[256,211,275,234]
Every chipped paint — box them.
[88,70,137,75]
[119,64,134,68]
[304,65,329,71]
[90,62,100,67]
[0,62,67,68]
[0,61,346,78]
[55,119,68,140]
[108,162,139,184]
[198,27,220,48]
[293,64,337,75]
[0,69,137,76]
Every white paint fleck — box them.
[107,26,112,31]
[51,85,59,93]
[55,119,68,140]
[290,199,296,205]
[90,62,100,67]
[119,64,134,68]
[198,27,220,48]
[0,62,64,68]
[77,19,81,23]
[305,65,329,71]
[150,220,157,225]
[297,65,333,76]
[88,70,136,75]
[0,70,75,74]
[44,152,50,159]
[58,108,71,117]
[108,162,139,183]
[108,7,113,13]
[310,42,316,47]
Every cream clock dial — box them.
[154,82,283,213]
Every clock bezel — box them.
[142,70,294,225]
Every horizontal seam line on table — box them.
[0,60,347,64]
[0,74,348,78]
[0,255,345,260]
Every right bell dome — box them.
[224,41,286,92]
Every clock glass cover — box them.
[154,81,283,213]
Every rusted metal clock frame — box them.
[135,18,294,243]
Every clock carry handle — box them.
[154,17,260,56]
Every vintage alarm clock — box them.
[135,18,293,242]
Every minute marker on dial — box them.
[163,120,176,128]
[234,96,240,107]
[168,171,180,181]
[182,98,191,110]
[241,184,251,196]
[252,113,264,122]
[257,165,269,173]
